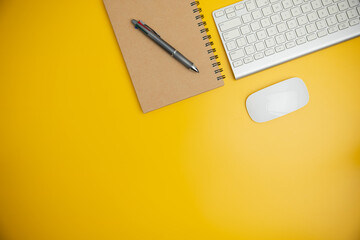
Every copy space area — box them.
[0,0,360,240]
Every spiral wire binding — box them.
[191,1,225,81]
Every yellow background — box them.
[1,0,360,239]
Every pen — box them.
[131,19,199,73]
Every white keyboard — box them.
[213,0,360,79]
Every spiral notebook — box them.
[103,0,225,113]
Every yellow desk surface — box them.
[1,0,360,239]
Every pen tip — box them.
[191,65,199,73]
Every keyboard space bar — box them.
[219,18,241,32]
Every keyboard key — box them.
[235,4,245,10]
[347,9,358,18]
[240,25,251,34]
[307,34,317,41]
[257,30,268,39]
[246,0,257,11]
[296,26,307,36]
[243,56,254,64]
[306,23,317,33]
[287,19,298,28]
[311,0,323,9]
[281,11,292,20]
[230,49,245,60]
[251,21,261,31]
[223,28,241,41]
[246,33,257,43]
[293,0,303,5]
[265,38,276,47]
[272,2,283,12]
[245,45,256,54]
[277,22,288,32]
[297,15,309,25]
[336,12,347,22]
[338,21,349,29]
[317,29,328,37]
[348,0,359,7]
[255,41,266,51]
[215,11,225,18]
[326,16,338,25]
[275,34,286,43]
[282,0,293,8]
[296,38,307,44]
[267,26,278,36]
[227,12,237,18]
[225,8,235,14]
[233,60,243,68]
[316,19,327,29]
[271,14,282,23]
[318,9,329,18]
[275,45,285,52]
[349,18,360,25]
[286,30,297,40]
[252,10,263,19]
[226,41,237,50]
[236,37,247,47]
[328,26,338,33]
[338,1,350,10]
[262,6,273,16]
[328,5,339,14]
[265,48,275,55]
[254,52,265,59]
[242,14,252,23]
[302,3,312,13]
[261,18,272,27]
[308,12,319,22]
[291,7,302,17]
[219,18,241,31]
[322,0,332,6]
[286,41,296,48]
[256,0,270,7]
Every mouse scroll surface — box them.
[246,78,309,123]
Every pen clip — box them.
[144,24,161,37]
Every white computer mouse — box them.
[246,77,309,123]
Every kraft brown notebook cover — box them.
[103,0,225,113]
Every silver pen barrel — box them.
[132,19,199,73]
